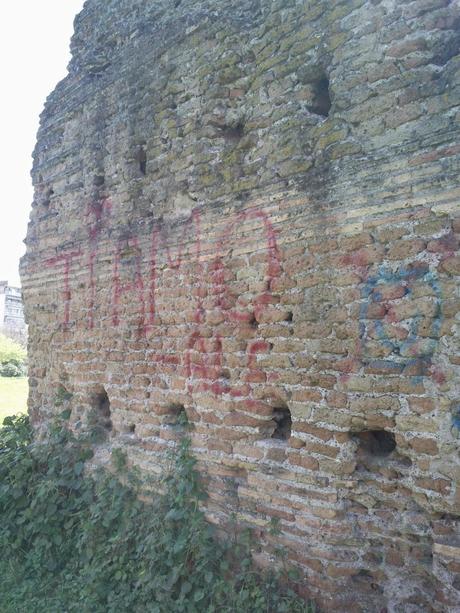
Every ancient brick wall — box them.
[21,0,460,610]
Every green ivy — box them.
[54,384,73,407]
[0,414,314,612]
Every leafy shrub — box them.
[54,384,73,406]
[0,361,26,377]
[0,415,314,613]
[0,334,26,364]
[0,334,26,377]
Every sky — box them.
[0,1,86,287]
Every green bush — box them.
[0,414,314,613]
[0,361,26,377]
[0,334,26,377]
[0,334,26,363]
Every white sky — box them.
[0,1,86,287]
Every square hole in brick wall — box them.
[135,147,147,175]
[165,404,188,427]
[89,387,112,433]
[310,76,331,118]
[271,406,292,441]
[353,430,396,457]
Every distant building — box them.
[0,281,26,336]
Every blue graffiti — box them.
[360,265,442,370]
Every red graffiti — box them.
[429,365,446,385]
[148,227,159,328]
[245,340,272,384]
[185,332,227,394]
[46,202,283,395]
[112,237,146,336]
[147,209,202,330]
[45,250,81,326]
[85,198,111,329]
[247,340,271,370]
[183,208,282,396]
[213,209,281,317]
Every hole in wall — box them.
[220,122,245,141]
[309,76,331,118]
[93,174,105,187]
[91,387,112,432]
[128,424,136,434]
[431,24,460,67]
[136,147,147,175]
[352,570,384,594]
[165,403,188,427]
[353,430,396,457]
[271,405,292,441]
[43,188,54,208]
[285,311,293,322]
[436,512,460,522]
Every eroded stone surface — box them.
[22,0,460,610]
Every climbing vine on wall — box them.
[0,414,313,612]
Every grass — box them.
[0,377,28,423]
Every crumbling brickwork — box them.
[21,0,460,610]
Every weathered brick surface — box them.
[21,0,460,610]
